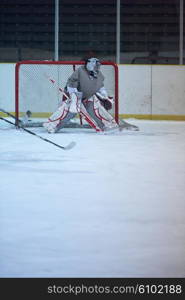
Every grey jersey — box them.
[66,66,105,99]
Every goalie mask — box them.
[85,58,101,78]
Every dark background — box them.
[0,0,184,64]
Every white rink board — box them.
[0,63,15,112]
[152,65,185,115]
[119,64,152,115]
[1,63,185,118]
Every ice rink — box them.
[0,118,185,278]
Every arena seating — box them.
[0,0,181,63]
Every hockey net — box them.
[15,60,119,127]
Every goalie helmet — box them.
[84,56,101,78]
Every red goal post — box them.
[15,60,119,126]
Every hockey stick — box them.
[0,112,76,150]
[44,73,70,99]
[0,108,23,126]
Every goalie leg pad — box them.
[83,101,105,130]
[84,96,119,130]
[43,101,76,133]
[55,112,76,133]
[69,92,81,113]
[79,103,103,132]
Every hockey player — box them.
[43,56,136,133]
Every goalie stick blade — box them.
[64,141,76,150]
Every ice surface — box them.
[0,119,185,277]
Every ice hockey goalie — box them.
[43,56,137,133]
